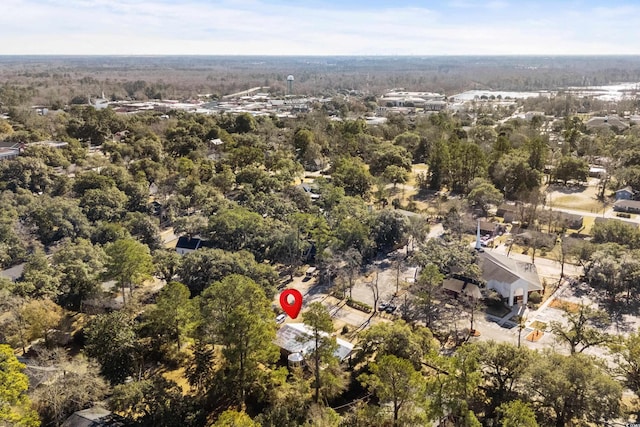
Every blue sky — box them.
[1,0,639,55]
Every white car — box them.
[276,314,286,324]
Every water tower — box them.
[286,75,294,95]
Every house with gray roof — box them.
[614,199,640,214]
[615,186,635,201]
[586,115,629,131]
[61,407,126,427]
[275,323,354,363]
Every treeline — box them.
[5,56,640,108]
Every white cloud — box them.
[486,1,509,10]
[0,0,639,55]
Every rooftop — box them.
[480,250,542,292]
[61,407,126,427]
[275,323,354,361]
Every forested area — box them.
[4,55,640,104]
[3,59,640,426]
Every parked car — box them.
[378,302,389,311]
[276,314,286,324]
[384,304,397,314]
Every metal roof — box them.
[275,323,354,361]
[480,250,542,292]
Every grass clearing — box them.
[552,195,604,212]
[529,320,548,330]
[550,299,580,312]
[163,367,191,394]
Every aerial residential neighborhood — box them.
[5,1,640,426]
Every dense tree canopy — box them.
[0,344,40,426]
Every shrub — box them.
[528,291,542,304]
[346,298,372,313]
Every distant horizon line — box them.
[2,54,640,58]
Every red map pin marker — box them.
[279,289,303,319]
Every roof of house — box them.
[0,146,20,159]
[558,211,583,221]
[539,210,583,225]
[30,140,69,148]
[480,250,542,292]
[0,262,25,281]
[479,220,499,233]
[61,407,126,427]
[175,236,201,250]
[176,235,217,250]
[496,203,519,215]
[586,115,629,129]
[275,323,354,361]
[443,278,483,299]
[614,199,640,209]
[16,357,58,388]
[616,186,634,194]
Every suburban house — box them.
[0,140,68,161]
[297,183,320,201]
[557,212,584,230]
[496,203,519,223]
[586,115,629,131]
[0,141,22,161]
[479,251,543,307]
[615,186,635,201]
[275,323,354,367]
[175,236,214,255]
[0,262,25,282]
[539,210,583,230]
[62,407,126,427]
[614,199,640,214]
[473,220,507,237]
